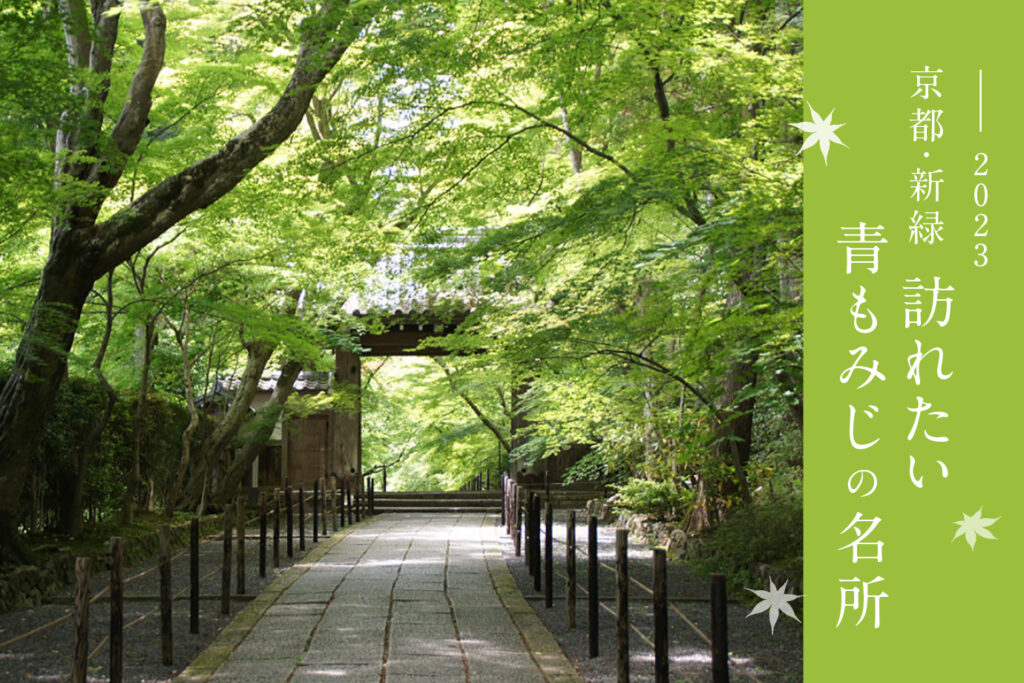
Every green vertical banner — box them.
[805,2,1020,680]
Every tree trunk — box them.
[213,359,304,505]
[124,319,156,525]
[0,0,377,559]
[0,243,94,559]
[712,359,756,507]
[179,341,275,512]
[59,273,119,535]
[165,303,200,516]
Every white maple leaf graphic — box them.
[790,104,847,165]
[746,578,801,634]
[952,507,999,550]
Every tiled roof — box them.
[339,248,478,317]
[220,370,331,393]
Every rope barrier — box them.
[0,489,327,651]
[515,504,764,682]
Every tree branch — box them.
[475,99,639,181]
[91,0,381,279]
[108,3,165,159]
[435,360,512,453]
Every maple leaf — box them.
[746,578,802,634]
[790,104,847,165]
[952,507,999,550]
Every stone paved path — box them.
[178,512,581,682]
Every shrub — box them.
[611,478,694,521]
[691,496,802,592]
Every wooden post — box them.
[330,476,337,531]
[653,548,668,683]
[109,537,124,683]
[159,525,173,665]
[588,516,599,658]
[347,483,353,526]
[342,481,350,528]
[711,573,729,683]
[486,468,490,490]
[190,518,200,633]
[236,495,246,594]
[513,485,521,556]
[298,483,306,551]
[566,511,576,629]
[221,506,232,615]
[382,465,387,493]
[544,502,553,608]
[72,557,90,683]
[500,475,507,529]
[321,477,328,531]
[532,494,541,592]
[259,493,267,579]
[312,480,319,544]
[285,485,293,558]
[369,477,375,515]
[616,528,629,683]
[355,480,362,522]
[273,488,281,568]
[524,492,533,572]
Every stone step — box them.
[374,493,505,499]
[507,489,604,510]
[372,498,499,508]
[369,490,502,514]
[371,506,502,514]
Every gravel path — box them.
[499,510,803,682]
[0,509,803,682]
[0,505,346,682]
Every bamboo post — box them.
[711,573,729,682]
[566,511,576,629]
[544,502,553,608]
[159,525,173,665]
[653,548,668,683]
[236,495,246,594]
[616,528,629,682]
[259,493,267,578]
[273,488,281,568]
[588,516,599,658]
[72,557,90,683]
[221,506,232,615]
[109,538,124,683]
[190,518,200,633]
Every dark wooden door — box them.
[287,415,329,487]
